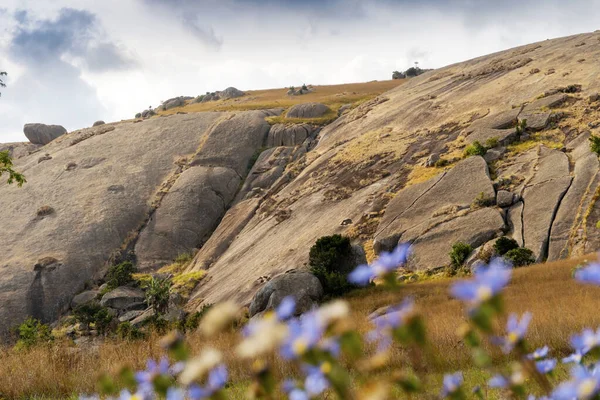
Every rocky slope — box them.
[2,32,600,333]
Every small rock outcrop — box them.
[267,124,315,147]
[93,121,105,127]
[249,271,323,318]
[496,190,515,208]
[100,287,145,310]
[219,87,244,99]
[23,123,67,145]
[286,103,331,119]
[161,97,185,111]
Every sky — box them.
[0,0,599,142]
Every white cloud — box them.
[1,0,600,142]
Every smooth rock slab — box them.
[374,156,496,253]
[407,208,505,270]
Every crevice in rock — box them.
[542,177,573,261]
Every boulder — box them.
[249,271,323,318]
[23,123,67,145]
[141,109,155,118]
[425,153,440,167]
[93,121,105,127]
[374,156,496,254]
[71,290,99,308]
[483,147,506,163]
[100,287,145,310]
[286,103,331,119]
[522,94,567,112]
[219,87,244,99]
[161,97,185,110]
[496,190,515,208]
[131,308,155,327]
[267,124,315,147]
[519,112,552,131]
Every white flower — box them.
[199,301,240,337]
[179,348,223,385]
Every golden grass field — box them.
[156,80,405,124]
[1,254,599,399]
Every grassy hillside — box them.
[2,254,599,399]
[156,80,405,122]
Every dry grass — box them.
[156,80,405,116]
[1,254,599,398]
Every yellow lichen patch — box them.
[331,128,409,164]
[406,165,444,186]
[171,271,206,298]
[265,109,340,126]
[364,240,376,264]
[132,273,152,286]
[507,133,564,154]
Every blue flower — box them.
[441,372,463,397]
[371,244,411,275]
[367,298,415,352]
[303,365,329,396]
[571,328,600,355]
[450,258,511,307]
[348,244,411,286]
[348,264,375,286]
[277,296,296,321]
[280,313,324,360]
[488,375,509,388]
[536,358,557,374]
[563,351,584,364]
[527,345,549,360]
[166,388,185,400]
[552,364,600,400]
[135,357,171,386]
[575,262,600,285]
[186,365,228,399]
[288,389,309,400]
[499,312,531,353]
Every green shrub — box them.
[494,237,519,256]
[309,235,357,297]
[463,141,487,157]
[504,247,535,267]
[144,277,172,315]
[589,135,600,156]
[485,137,499,149]
[472,192,495,208]
[434,158,450,168]
[73,303,114,335]
[179,304,214,333]
[116,322,144,341]
[106,261,136,290]
[14,318,54,351]
[174,253,194,265]
[449,242,473,268]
